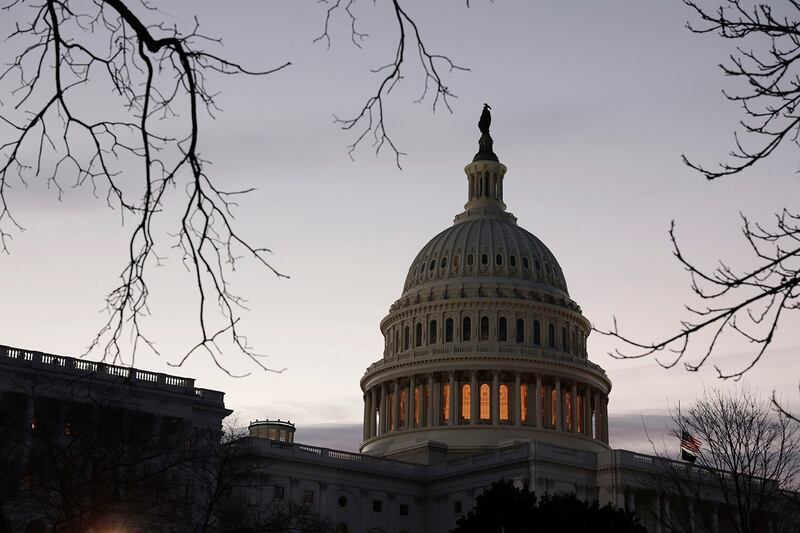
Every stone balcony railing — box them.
[0,344,226,406]
[368,343,607,376]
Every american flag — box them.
[680,430,701,455]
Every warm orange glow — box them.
[480,384,490,420]
[389,393,395,430]
[461,384,471,420]
[399,389,408,428]
[414,387,420,427]
[577,395,583,433]
[551,389,557,427]
[520,384,528,423]
[442,383,451,422]
[499,384,509,421]
[565,391,573,431]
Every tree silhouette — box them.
[598,1,800,402]
[0,1,469,373]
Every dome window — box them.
[495,254,503,266]
[499,384,509,421]
[481,253,488,266]
[404,326,410,350]
[429,259,436,271]
[415,323,423,347]
[522,257,530,269]
[548,324,556,349]
[562,326,569,353]
[480,384,491,420]
[445,318,454,342]
[453,255,460,267]
[429,320,438,344]
[462,317,471,341]
[516,319,525,343]
[509,255,517,267]
[533,321,541,345]
[498,317,508,342]
[467,254,474,266]
[441,256,448,269]
[480,316,490,340]
[535,260,541,271]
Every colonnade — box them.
[362,370,608,443]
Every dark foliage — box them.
[451,480,646,533]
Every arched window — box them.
[462,317,471,341]
[394,329,399,353]
[499,384,509,421]
[441,383,451,423]
[399,388,408,428]
[445,318,454,343]
[481,253,489,266]
[480,316,490,341]
[429,320,438,344]
[441,256,448,269]
[523,257,530,270]
[461,384,471,421]
[495,254,503,266]
[565,390,572,431]
[415,323,423,347]
[520,384,528,423]
[548,324,556,348]
[510,255,517,268]
[533,321,541,345]
[404,326,410,350]
[480,384,490,420]
[467,254,474,266]
[414,387,420,427]
[498,317,508,342]
[516,318,525,343]
[429,259,436,271]
[562,326,568,352]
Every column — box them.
[555,379,562,431]
[603,396,609,442]
[544,381,552,428]
[514,373,522,426]
[593,392,600,440]
[408,375,415,429]
[392,379,400,432]
[470,371,478,425]
[449,372,457,425]
[583,387,591,436]
[380,383,387,435]
[492,371,500,425]
[363,391,370,440]
[534,375,542,428]
[370,387,378,437]
[433,374,441,427]
[427,373,434,427]
[571,382,578,433]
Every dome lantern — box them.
[463,104,508,218]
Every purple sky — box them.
[1,1,798,452]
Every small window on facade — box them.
[399,504,409,517]
[445,318,454,343]
[523,257,530,269]
[372,500,383,513]
[480,316,489,341]
[481,253,489,265]
[562,326,569,353]
[535,259,541,271]
[274,486,285,500]
[303,490,314,505]
[453,255,460,267]
[462,317,471,341]
[533,321,541,345]
[415,323,423,347]
[510,255,517,267]
[516,318,525,343]
[496,254,503,266]
[549,324,556,348]
[441,256,448,269]
[454,501,463,514]
[404,326,410,350]
[429,259,436,271]
[498,317,508,342]
[429,320,438,344]
[467,254,474,266]
[338,496,348,508]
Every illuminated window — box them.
[551,389,557,427]
[565,390,573,431]
[429,320,438,344]
[442,383,451,422]
[498,317,508,341]
[462,317,471,341]
[480,316,489,340]
[269,428,277,440]
[520,384,528,423]
[414,387,420,427]
[480,384,490,420]
[499,384,509,421]
[461,384,471,421]
[445,318,454,343]
[516,318,525,343]
[533,321,541,345]
[399,389,408,428]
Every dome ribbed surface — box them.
[402,215,568,295]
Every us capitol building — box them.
[233,111,716,533]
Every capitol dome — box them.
[360,110,611,463]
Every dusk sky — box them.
[1,1,798,453]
